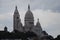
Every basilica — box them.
[13,4,49,40]
[0,5,53,40]
[13,4,42,36]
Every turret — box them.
[13,6,23,32]
[36,18,42,32]
[4,26,8,32]
[33,18,42,38]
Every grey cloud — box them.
[45,24,60,37]
[0,0,60,14]
[0,18,13,31]
[30,0,60,12]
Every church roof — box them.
[25,5,34,20]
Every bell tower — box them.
[13,6,22,32]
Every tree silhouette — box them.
[54,35,60,40]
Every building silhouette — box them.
[0,5,54,40]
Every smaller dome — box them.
[25,5,34,20]
[36,19,40,26]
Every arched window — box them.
[17,17,19,19]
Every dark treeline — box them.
[0,30,60,40]
[0,30,37,39]
[54,35,60,40]
[41,35,60,40]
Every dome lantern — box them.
[28,4,30,10]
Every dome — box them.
[25,5,34,20]
[25,10,34,19]
[36,19,40,26]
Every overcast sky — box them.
[0,0,60,38]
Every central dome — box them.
[25,5,34,20]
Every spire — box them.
[15,5,18,11]
[14,5,19,14]
[28,4,30,10]
[16,5,17,10]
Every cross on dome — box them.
[28,4,30,10]
[15,5,17,10]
